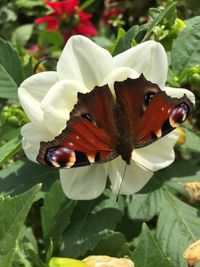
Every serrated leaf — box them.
[0,185,41,267]
[133,224,172,267]
[171,20,200,75]
[128,186,165,221]
[61,201,122,258]
[156,191,200,267]
[0,38,24,85]
[0,159,57,196]
[41,180,76,249]
[0,136,22,167]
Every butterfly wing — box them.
[37,84,118,168]
[114,75,193,149]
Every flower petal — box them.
[132,130,179,172]
[103,67,139,94]
[113,41,168,88]
[41,79,88,136]
[18,71,58,123]
[60,165,107,200]
[21,122,54,162]
[57,35,113,90]
[108,158,152,195]
[164,86,195,105]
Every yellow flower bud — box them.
[183,240,200,267]
[49,257,89,267]
[175,128,186,146]
[83,256,134,267]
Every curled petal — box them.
[41,79,88,136]
[108,158,153,195]
[132,130,179,172]
[18,72,58,123]
[21,123,54,162]
[60,165,107,200]
[103,67,139,94]
[113,41,168,88]
[57,35,113,90]
[164,86,195,105]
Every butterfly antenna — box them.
[116,162,128,202]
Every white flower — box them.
[18,35,195,200]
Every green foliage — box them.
[0,185,41,266]
[156,191,200,267]
[171,17,200,76]
[133,224,172,267]
[0,1,200,267]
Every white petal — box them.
[132,130,179,172]
[41,80,88,136]
[18,72,58,123]
[57,35,113,90]
[103,67,139,94]
[108,158,152,195]
[113,41,168,88]
[60,165,107,200]
[21,122,54,162]
[164,86,195,105]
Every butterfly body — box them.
[37,75,193,168]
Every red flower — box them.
[35,0,96,39]
[102,8,123,26]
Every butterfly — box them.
[37,74,193,168]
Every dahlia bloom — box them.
[35,0,96,39]
[18,35,195,200]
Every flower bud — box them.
[49,257,89,267]
[183,240,200,267]
[83,256,135,267]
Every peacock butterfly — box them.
[37,74,193,168]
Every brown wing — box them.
[37,84,118,168]
[114,75,193,148]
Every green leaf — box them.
[112,25,148,56]
[171,20,200,75]
[61,201,122,258]
[161,160,200,197]
[0,65,18,99]
[156,191,200,267]
[133,224,172,267]
[128,181,165,221]
[180,129,200,153]
[12,24,33,47]
[0,38,24,85]
[0,136,21,167]
[92,231,131,257]
[0,159,57,196]
[142,2,177,42]
[41,180,76,250]
[0,184,41,267]
[39,30,63,52]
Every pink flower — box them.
[35,0,96,39]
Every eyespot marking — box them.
[45,146,75,168]
[169,103,190,128]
